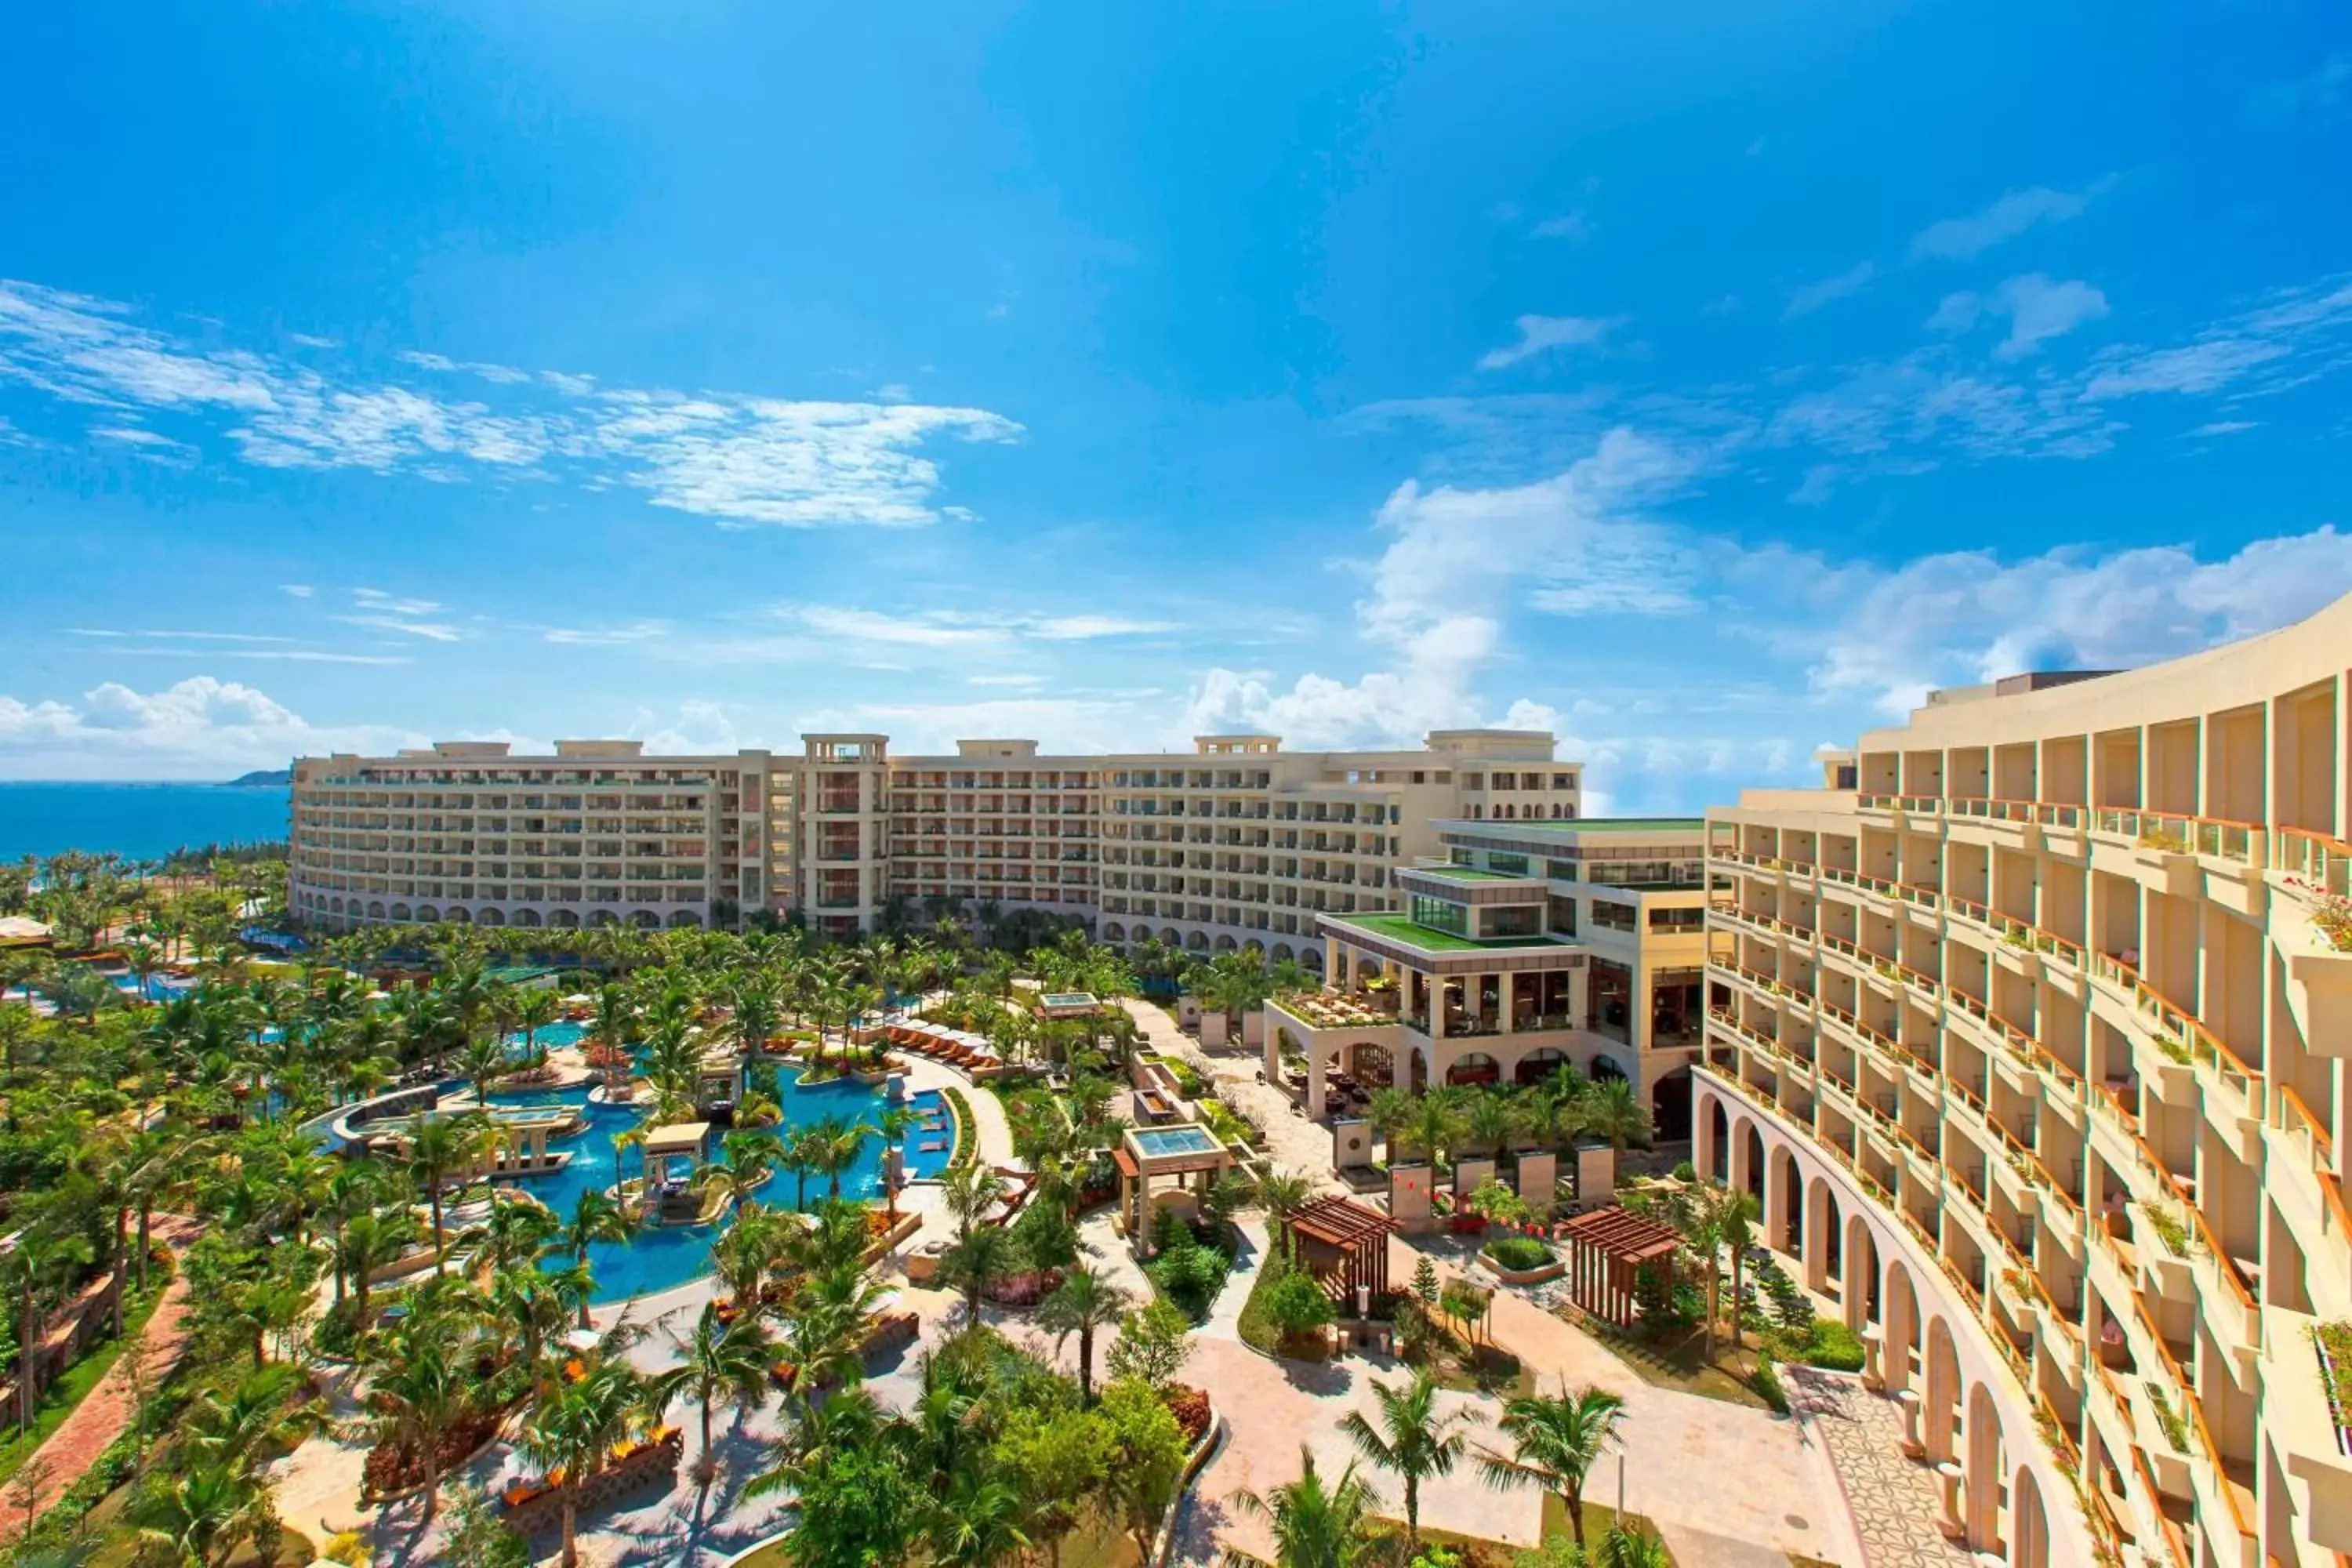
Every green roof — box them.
[1322,912,1568,954]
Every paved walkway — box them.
[1118,1000,1347,1189]
[24,1216,203,1513]
[1784,1366,1973,1568]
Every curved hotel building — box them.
[1702,593,2352,1567]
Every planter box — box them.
[1484,1257,1566,1286]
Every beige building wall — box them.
[289,728,1581,955]
[1697,590,2352,1568]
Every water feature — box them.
[485,1064,952,1301]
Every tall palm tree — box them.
[456,1032,509,1109]
[1336,1370,1477,1553]
[944,1163,1007,1243]
[1476,1381,1628,1548]
[651,1301,773,1485]
[703,1127,783,1214]
[519,1357,652,1568]
[1664,1181,1753,1363]
[1037,1264,1129,1403]
[1228,1446,1385,1568]
[404,1113,491,1272]
[514,986,561,1073]
[550,1186,637,1327]
[941,1222,1017,1327]
[332,1208,421,1327]
[365,1323,472,1524]
[808,1115,875,1201]
[2,1225,95,1435]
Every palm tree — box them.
[332,1208,421,1327]
[941,1222,1017,1326]
[1037,1264,1129,1403]
[2,1227,94,1436]
[514,987,561,1073]
[712,1205,790,1315]
[808,1115,875,1201]
[781,1127,826,1213]
[703,1127,783,1214]
[365,1324,471,1524]
[1461,1087,1524,1157]
[488,1263,580,1386]
[1476,1381,1628,1548]
[404,1112,491,1272]
[652,1301,773,1485]
[456,1030,508,1109]
[1390,1087,1464,1172]
[1337,1370,1477,1553]
[1228,1446,1384,1568]
[131,1463,270,1568]
[519,1357,652,1568]
[1665,1181,1753,1363]
[550,1186,637,1327]
[1579,1080,1652,1152]
[944,1162,1007,1243]
[472,1190,560,1276]
[1255,1170,1312,1234]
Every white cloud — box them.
[778,604,1178,648]
[1778,527,2352,713]
[1788,464,1843,506]
[542,620,670,646]
[279,583,314,599]
[0,676,419,779]
[1783,261,1877,319]
[1987,274,2108,358]
[2187,420,2259,437]
[336,588,463,642]
[799,696,1145,755]
[1909,182,2104,262]
[1531,211,1594,242]
[2084,340,2292,398]
[633,699,740,755]
[0,278,1022,529]
[1477,314,1628,371]
[69,628,290,643]
[1185,428,1697,749]
[967,673,1046,688]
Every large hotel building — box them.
[1703,593,2352,1568]
[289,728,1582,956]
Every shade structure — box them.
[1285,1194,1400,1305]
[1560,1205,1681,1327]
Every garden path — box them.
[20,1214,203,1515]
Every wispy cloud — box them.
[1909,181,2107,262]
[1930,274,2110,358]
[69,628,292,643]
[1531,211,1594,242]
[336,587,464,643]
[1477,314,1628,371]
[780,604,1178,648]
[542,620,670,646]
[279,583,314,599]
[0,278,1022,528]
[1783,262,1877,320]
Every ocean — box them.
[0,782,292,863]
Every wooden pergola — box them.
[1287,1195,1400,1305]
[1561,1205,1682,1326]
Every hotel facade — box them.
[1701,593,2352,1568]
[1267,815,1709,1136]
[289,729,1578,954]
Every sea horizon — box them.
[0,779,292,862]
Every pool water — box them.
[489,1064,952,1301]
[504,1019,590,1055]
[1131,1125,1221,1158]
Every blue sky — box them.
[2,2,2349,809]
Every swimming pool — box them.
[504,1019,590,1055]
[488,1064,952,1301]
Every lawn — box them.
[1360,1499,1678,1566]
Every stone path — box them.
[1784,1365,1973,1568]
[23,1216,204,1513]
